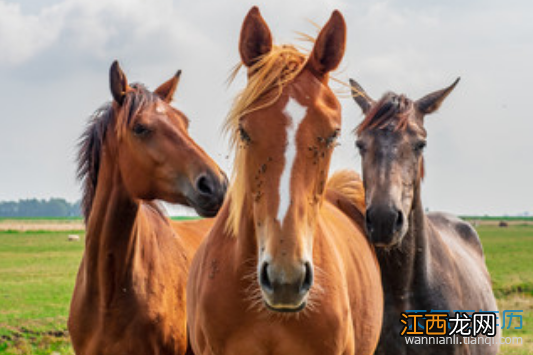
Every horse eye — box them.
[239,126,251,143]
[414,140,427,152]
[132,123,151,137]
[326,129,341,146]
[355,140,366,153]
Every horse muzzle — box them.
[365,204,406,247]
[187,171,228,217]
[258,260,313,312]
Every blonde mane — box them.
[326,170,366,214]
[224,44,308,236]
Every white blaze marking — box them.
[277,97,307,224]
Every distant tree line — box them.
[0,198,81,217]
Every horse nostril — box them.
[259,262,273,293]
[196,174,214,196]
[394,210,403,232]
[301,262,313,293]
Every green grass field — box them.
[0,224,531,354]
[463,216,533,222]
[0,231,84,354]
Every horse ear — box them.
[155,70,182,103]
[415,77,460,115]
[349,78,374,114]
[306,10,346,77]
[239,6,273,67]
[110,60,129,105]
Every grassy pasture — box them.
[0,231,84,354]
[0,222,531,354]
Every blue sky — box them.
[0,0,531,215]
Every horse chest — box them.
[202,319,352,355]
[195,281,352,355]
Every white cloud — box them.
[0,1,64,64]
[0,0,216,65]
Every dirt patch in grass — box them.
[1,326,68,341]
[0,323,73,355]
[0,221,84,232]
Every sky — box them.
[0,0,531,216]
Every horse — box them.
[187,7,383,355]
[349,77,499,355]
[68,61,228,355]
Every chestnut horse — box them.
[69,61,227,355]
[350,78,499,355]
[187,8,383,355]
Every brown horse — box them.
[69,61,228,355]
[187,8,383,355]
[350,78,499,355]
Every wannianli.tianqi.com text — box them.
[404,336,523,346]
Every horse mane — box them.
[223,44,308,236]
[324,170,366,232]
[326,170,365,212]
[224,44,308,148]
[356,92,414,134]
[77,84,159,222]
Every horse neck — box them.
[83,140,142,300]
[232,197,259,267]
[377,182,430,305]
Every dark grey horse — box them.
[349,78,499,355]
